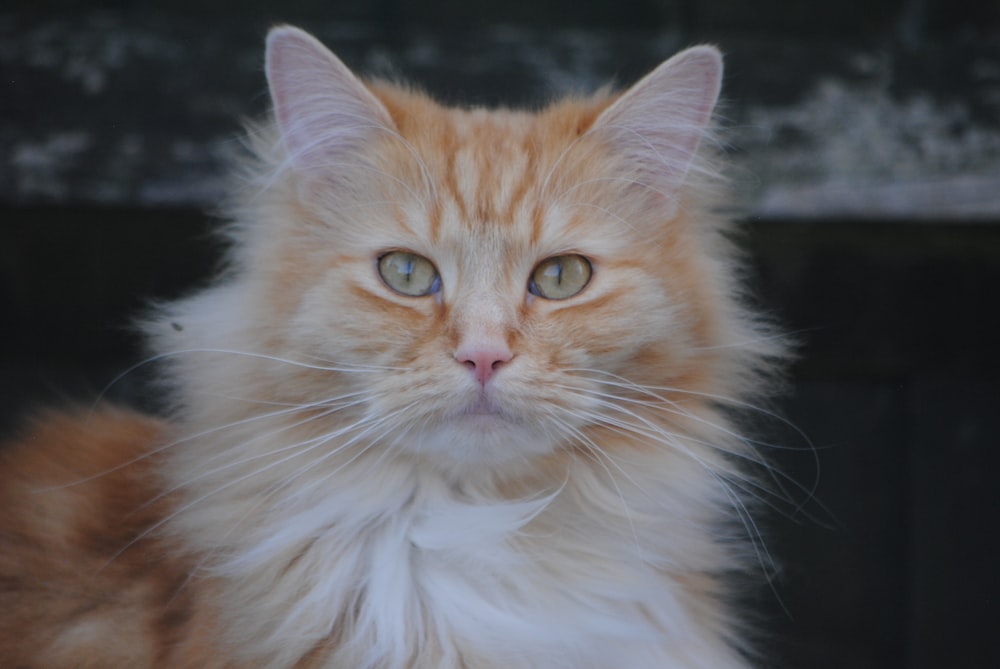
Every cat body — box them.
[0,26,780,668]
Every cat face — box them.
[204,28,728,473]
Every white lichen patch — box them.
[16,18,182,95]
[738,77,1000,219]
[11,132,93,199]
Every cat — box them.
[0,24,785,669]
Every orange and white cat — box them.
[0,25,783,668]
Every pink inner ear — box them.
[265,26,394,176]
[589,45,723,196]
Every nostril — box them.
[455,344,513,386]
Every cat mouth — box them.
[464,395,503,416]
[457,392,513,421]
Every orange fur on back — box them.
[0,409,179,666]
[0,410,254,667]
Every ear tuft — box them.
[589,45,723,201]
[265,26,394,178]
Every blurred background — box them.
[2,1,999,667]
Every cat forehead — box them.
[371,84,612,178]
[368,86,619,242]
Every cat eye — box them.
[377,251,441,297]
[528,255,592,300]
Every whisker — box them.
[566,367,807,445]
[42,391,369,494]
[546,412,647,564]
[174,402,424,584]
[557,402,782,589]
[287,402,424,501]
[688,329,803,352]
[93,348,395,413]
[139,398,371,509]
[560,370,829,523]
[555,383,812,522]
[100,401,407,570]
[165,403,418,596]
[563,367,823,516]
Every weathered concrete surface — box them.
[3,13,999,220]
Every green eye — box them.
[377,251,441,297]
[529,254,592,300]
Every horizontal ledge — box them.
[749,175,1000,222]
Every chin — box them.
[403,413,561,472]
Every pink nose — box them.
[455,344,513,386]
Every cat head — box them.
[158,27,770,478]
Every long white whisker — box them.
[571,396,801,518]
[567,367,812,450]
[142,399,372,509]
[85,344,396,473]
[288,401,424,501]
[559,400,780,586]
[93,348,397,413]
[560,368,831,541]
[42,390,371,494]
[165,403,415,597]
[101,401,407,570]
[563,367,823,516]
[554,382,752,458]
[546,412,647,564]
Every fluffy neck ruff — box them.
[158,385,752,669]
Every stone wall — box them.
[3,12,1000,219]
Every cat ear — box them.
[265,26,394,179]
[589,46,723,203]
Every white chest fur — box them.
[183,452,751,669]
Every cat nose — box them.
[454,342,513,386]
